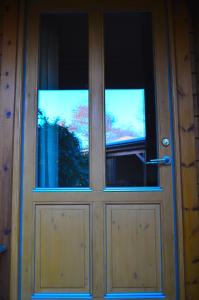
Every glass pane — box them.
[37,14,89,188]
[105,12,158,187]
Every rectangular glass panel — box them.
[37,13,89,188]
[105,12,158,187]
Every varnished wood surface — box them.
[190,1,199,203]
[192,6,199,203]
[21,1,176,300]
[89,9,104,190]
[10,0,25,299]
[106,204,161,292]
[35,205,90,292]
[173,1,199,299]
[3,0,198,300]
[0,1,19,300]
[167,1,185,299]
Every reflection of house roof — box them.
[106,137,146,157]
[81,137,146,156]
[110,135,136,142]
[106,137,145,148]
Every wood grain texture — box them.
[106,204,161,292]
[92,202,105,297]
[0,1,19,299]
[89,9,105,190]
[190,1,199,209]
[7,1,185,300]
[167,1,186,299]
[173,1,199,299]
[21,1,176,299]
[0,1,198,300]
[10,0,25,299]
[35,205,90,292]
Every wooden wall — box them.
[0,0,19,299]
[172,1,199,299]
[0,0,198,300]
[189,2,199,202]
[0,4,9,300]
[0,3,3,73]
[189,4,199,297]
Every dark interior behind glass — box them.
[105,12,158,187]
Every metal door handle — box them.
[146,155,172,166]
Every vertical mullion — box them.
[89,8,105,298]
[89,9,105,191]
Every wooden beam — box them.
[0,0,19,299]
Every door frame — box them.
[9,0,185,300]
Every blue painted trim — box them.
[167,25,180,300]
[105,292,165,299]
[32,293,92,299]
[32,188,93,193]
[33,187,163,193]
[0,244,7,253]
[104,187,163,192]
[31,292,166,300]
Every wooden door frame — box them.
[8,0,192,299]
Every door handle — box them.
[145,155,172,166]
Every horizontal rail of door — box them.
[32,191,163,203]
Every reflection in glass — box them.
[105,12,158,187]
[37,14,89,187]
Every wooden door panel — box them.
[106,204,161,292]
[35,205,90,292]
[20,1,177,299]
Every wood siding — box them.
[173,1,199,299]
[0,3,4,75]
[189,3,199,201]
[189,4,199,298]
[0,1,19,299]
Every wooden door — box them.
[21,1,177,300]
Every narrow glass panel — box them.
[105,12,158,187]
[37,14,89,188]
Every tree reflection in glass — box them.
[37,91,89,188]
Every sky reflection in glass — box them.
[38,89,145,150]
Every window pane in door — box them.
[37,14,89,188]
[105,12,158,187]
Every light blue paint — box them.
[31,292,166,300]
[167,35,180,300]
[32,188,93,192]
[105,292,165,299]
[32,293,92,299]
[104,187,163,192]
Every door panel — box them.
[106,204,161,292]
[35,205,90,292]
[21,1,177,300]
